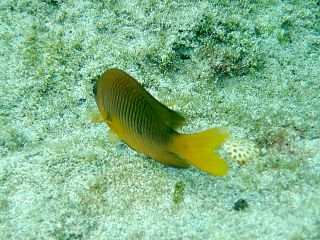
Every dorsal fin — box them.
[108,68,186,129]
[147,97,186,129]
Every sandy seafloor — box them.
[0,0,320,239]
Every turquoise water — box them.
[0,0,319,239]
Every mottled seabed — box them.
[0,0,319,239]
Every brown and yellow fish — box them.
[93,68,229,176]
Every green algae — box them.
[173,181,185,204]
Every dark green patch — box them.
[0,125,27,156]
[233,198,249,211]
[0,198,9,211]
[173,181,185,204]
[192,12,265,78]
[43,0,63,7]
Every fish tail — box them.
[171,127,229,176]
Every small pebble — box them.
[233,198,249,211]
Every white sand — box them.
[0,0,319,239]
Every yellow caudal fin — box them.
[171,127,229,176]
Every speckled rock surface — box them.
[0,0,319,239]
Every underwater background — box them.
[0,0,319,239]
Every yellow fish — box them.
[93,68,229,176]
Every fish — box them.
[93,68,229,176]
